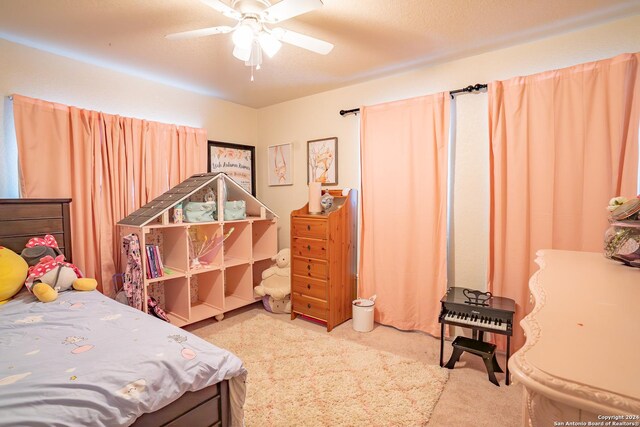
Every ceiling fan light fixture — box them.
[233,45,252,61]
[258,32,281,58]
[168,0,333,78]
[232,23,254,49]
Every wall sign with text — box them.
[208,141,256,196]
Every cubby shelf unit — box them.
[117,172,278,327]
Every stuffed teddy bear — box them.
[0,246,29,304]
[22,235,97,303]
[254,248,291,306]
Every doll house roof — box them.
[117,172,277,227]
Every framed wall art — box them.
[208,140,256,196]
[267,143,293,186]
[307,137,337,185]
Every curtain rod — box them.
[339,83,488,116]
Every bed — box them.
[0,198,246,427]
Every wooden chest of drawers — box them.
[290,189,357,332]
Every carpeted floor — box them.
[202,313,448,426]
[187,304,523,426]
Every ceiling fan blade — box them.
[271,28,333,55]
[166,26,233,40]
[263,0,324,23]
[199,0,242,20]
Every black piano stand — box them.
[439,322,511,386]
[444,336,503,386]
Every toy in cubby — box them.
[254,248,291,313]
[188,226,233,270]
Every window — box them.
[0,97,20,198]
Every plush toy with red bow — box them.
[22,235,97,303]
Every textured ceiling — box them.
[0,0,639,108]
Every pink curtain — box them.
[488,53,640,353]
[14,95,208,296]
[359,93,450,337]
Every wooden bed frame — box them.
[0,198,232,427]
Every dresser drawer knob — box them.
[307,303,311,309]
[307,245,311,250]
[307,225,311,231]
[307,284,311,290]
[307,265,311,270]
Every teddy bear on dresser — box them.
[21,235,97,303]
[254,248,291,313]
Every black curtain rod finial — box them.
[449,83,488,98]
[339,108,360,116]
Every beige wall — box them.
[0,38,257,197]
[256,14,640,291]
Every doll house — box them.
[117,172,278,326]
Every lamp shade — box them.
[232,23,254,49]
[233,45,251,61]
[259,32,282,58]
[309,182,322,214]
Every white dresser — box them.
[509,250,640,426]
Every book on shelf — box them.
[146,246,157,278]
[144,245,150,279]
[145,245,152,279]
[154,245,164,273]
[152,246,163,277]
[145,244,164,279]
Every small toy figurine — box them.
[320,193,334,212]
[173,202,183,224]
[204,188,216,203]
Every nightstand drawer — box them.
[292,237,327,260]
[292,257,327,280]
[293,293,328,320]
[292,275,328,301]
[291,218,327,239]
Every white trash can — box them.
[352,297,375,332]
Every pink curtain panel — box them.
[13,94,207,296]
[487,52,640,353]
[359,92,450,337]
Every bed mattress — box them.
[0,289,246,426]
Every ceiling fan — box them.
[166,0,333,77]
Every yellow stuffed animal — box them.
[0,246,29,304]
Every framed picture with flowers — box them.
[307,137,337,185]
